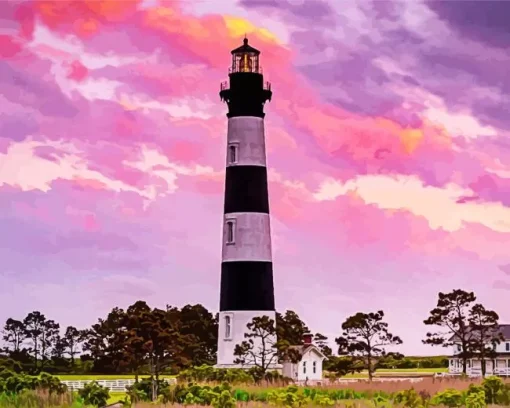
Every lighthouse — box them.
[215,38,278,368]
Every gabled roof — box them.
[449,324,510,342]
[288,344,328,360]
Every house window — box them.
[228,144,238,165]
[303,361,306,374]
[457,344,462,352]
[506,342,509,352]
[225,315,231,339]
[467,360,471,368]
[226,219,236,245]
[313,361,317,374]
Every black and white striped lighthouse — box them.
[215,38,277,368]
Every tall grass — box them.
[314,377,498,394]
[189,377,510,395]
[0,389,87,408]
[3,377,510,407]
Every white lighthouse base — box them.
[215,310,282,370]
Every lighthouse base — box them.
[216,310,280,368]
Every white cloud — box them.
[423,106,497,139]
[0,140,214,200]
[124,145,215,195]
[314,174,510,233]
[119,93,214,120]
[0,138,154,197]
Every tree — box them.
[142,307,191,400]
[39,319,60,371]
[178,304,218,366]
[82,307,129,374]
[324,355,361,379]
[423,289,476,374]
[2,318,26,354]
[276,311,309,345]
[124,301,152,382]
[314,333,332,357]
[234,316,282,375]
[23,311,46,372]
[335,310,402,381]
[62,326,84,367]
[468,304,503,377]
[52,335,67,359]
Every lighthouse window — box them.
[226,220,236,244]
[225,315,231,339]
[228,144,238,165]
[303,361,306,374]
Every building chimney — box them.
[303,332,313,345]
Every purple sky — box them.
[1,0,510,356]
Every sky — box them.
[1,0,510,357]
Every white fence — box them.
[61,378,177,392]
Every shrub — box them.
[0,372,66,395]
[77,381,109,407]
[177,365,254,384]
[465,390,486,408]
[431,389,464,407]
[482,375,505,404]
[393,388,425,408]
[126,377,170,403]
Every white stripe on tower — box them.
[225,117,267,167]
[222,212,272,262]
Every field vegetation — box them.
[2,371,510,408]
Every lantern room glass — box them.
[230,38,261,74]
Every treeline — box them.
[229,289,503,380]
[3,288,489,378]
[1,302,218,377]
[1,301,336,376]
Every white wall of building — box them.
[282,348,324,381]
[216,310,279,368]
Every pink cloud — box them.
[1,0,510,357]
[0,36,23,59]
[66,60,89,82]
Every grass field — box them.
[56,368,447,381]
[108,392,127,404]
[338,367,448,378]
[57,374,176,381]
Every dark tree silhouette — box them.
[234,315,300,380]
[234,316,279,373]
[336,310,402,381]
[276,311,309,345]
[2,318,26,353]
[62,326,84,367]
[468,304,503,377]
[314,333,332,357]
[423,289,476,374]
[178,304,218,366]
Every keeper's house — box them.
[449,324,510,376]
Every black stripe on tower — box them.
[220,261,275,311]
[224,166,270,214]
